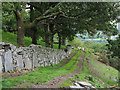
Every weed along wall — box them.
[0,43,72,72]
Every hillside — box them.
[2,49,119,88]
[1,30,66,49]
[61,51,119,88]
[1,31,119,88]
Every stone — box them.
[78,81,92,87]
[44,61,48,66]
[0,44,3,50]
[1,54,5,72]
[23,56,32,69]
[4,44,11,51]
[111,77,118,82]
[1,43,71,72]
[10,44,16,52]
[17,55,24,70]
[0,49,5,53]
[69,86,84,88]
[40,63,44,67]
[74,82,81,87]
[33,52,39,68]
[0,42,5,45]
[16,47,23,55]
[0,55,2,73]
[4,50,13,72]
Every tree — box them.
[2,2,62,46]
[27,2,61,47]
[49,2,119,48]
[106,35,120,71]
[107,34,120,58]
[13,2,27,46]
[2,2,120,48]
[2,3,17,33]
[69,39,83,48]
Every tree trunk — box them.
[44,25,50,47]
[14,3,26,47]
[17,18,24,46]
[49,24,54,48]
[50,34,54,48]
[62,36,66,45]
[32,28,37,44]
[58,32,61,49]
[30,5,34,22]
[30,5,37,44]
[14,11,24,47]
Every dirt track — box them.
[56,51,78,69]
[33,51,86,88]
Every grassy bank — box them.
[61,51,119,88]
[2,30,66,49]
[87,54,118,86]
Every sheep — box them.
[77,47,82,50]
[82,48,85,51]
[77,47,85,51]
[72,47,75,49]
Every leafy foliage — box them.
[83,41,107,53]
[69,39,83,48]
[106,34,120,70]
[2,2,120,47]
[107,34,120,58]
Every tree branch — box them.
[33,12,61,25]
[13,10,21,20]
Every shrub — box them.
[68,39,83,48]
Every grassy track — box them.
[56,50,77,69]
[2,49,82,88]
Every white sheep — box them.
[77,47,82,50]
[82,48,85,51]
[72,47,75,49]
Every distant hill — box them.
[76,32,108,43]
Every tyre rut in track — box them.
[56,51,78,69]
[74,51,86,74]
[33,51,86,88]
[66,55,79,70]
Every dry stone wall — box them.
[0,42,72,72]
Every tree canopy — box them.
[2,2,120,48]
